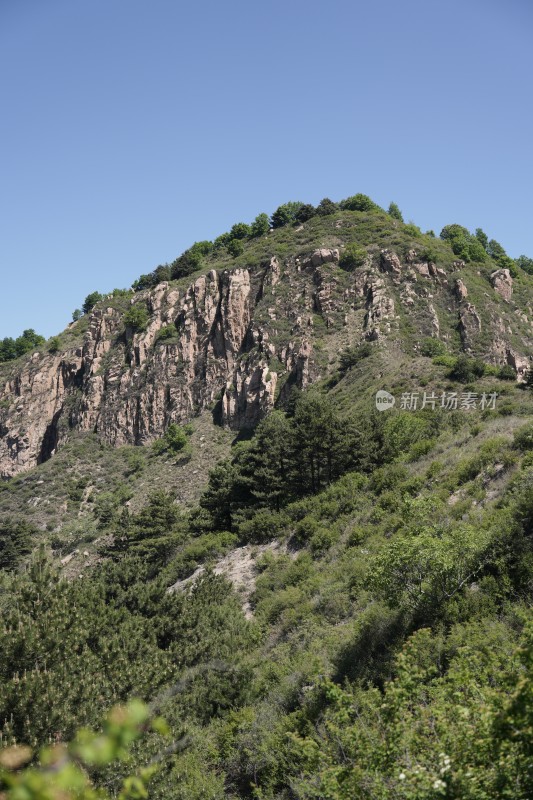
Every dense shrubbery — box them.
[0,698,166,800]
[156,323,178,342]
[440,224,488,262]
[270,201,305,228]
[2,380,533,797]
[516,254,533,274]
[130,193,385,290]
[340,193,381,212]
[338,341,372,372]
[420,337,447,357]
[0,517,36,570]
[0,329,45,363]
[82,291,103,314]
[339,242,367,270]
[153,423,192,457]
[448,354,487,382]
[199,391,449,536]
[439,223,523,272]
[123,304,149,332]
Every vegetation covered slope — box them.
[1,195,533,799]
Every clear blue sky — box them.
[1,0,532,339]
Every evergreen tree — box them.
[0,518,35,571]
[388,201,404,221]
[247,411,294,510]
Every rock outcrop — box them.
[506,348,531,382]
[1,239,531,478]
[302,248,339,269]
[490,268,513,301]
[380,249,402,281]
[458,303,482,349]
[454,279,468,300]
[0,267,289,478]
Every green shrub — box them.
[294,516,321,545]
[155,324,177,343]
[499,364,517,381]
[271,202,304,228]
[251,213,270,237]
[82,291,103,314]
[420,337,447,357]
[339,243,367,271]
[339,342,372,372]
[515,254,533,275]
[48,336,61,353]
[124,304,149,332]
[0,330,46,363]
[213,232,232,250]
[514,423,533,451]
[369,463,409,493]
[227,238,244,257]
[230,222,251,240]
[420,245,439,263]
[403,223,423,238]
[407,439,436,461]
[448,355,485,382]
[387,201,403,221]
[454,438,509,485]
[440,224,487,262]
[316,197,338,216]
[152,423,191,457]
[295,203,316,223]
[432,354,457,368]
[310,526,337,554]
[170,240,213,279]
[0,517,36,571]
[238,509,286,543]
[341,194,380,212]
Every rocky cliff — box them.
[1,215,532,478]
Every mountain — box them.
[1,198,533,799]
[1,205,532,480]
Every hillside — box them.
[1,196,533,799]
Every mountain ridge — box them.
[1,205,532,478]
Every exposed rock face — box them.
[262,256,281,288]
[414,262,430,277]
[0,351,84,476]
[455,279,468,300]
[222,362,277,429]
[364,274,395,339]
[313,266,340,320]
[458,303,482,349]
[506,348,531,382]
[1,240,531,478]
[302,248,339,269]
[0,267,281,478]
[428,303,440,337]
[380,249,402,280]
[490,269,513,301]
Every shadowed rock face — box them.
[1,245,531,478]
